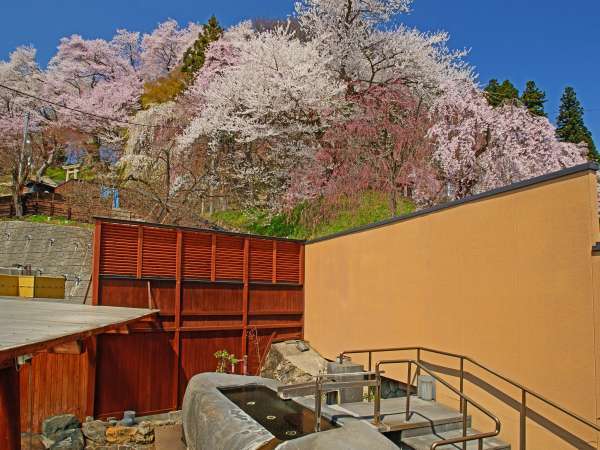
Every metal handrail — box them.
[340,346,600,449]
[375,359,501,450]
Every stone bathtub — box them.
[182,372,399,450]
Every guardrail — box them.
[339,346,600,450]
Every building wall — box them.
[304,167,600,449]
[0,221,92,303]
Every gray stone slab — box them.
[182,373,401,450]
[401,428,510,450]
[332,396,466,433]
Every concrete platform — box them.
[401,427,510,450]
[332,396,467,434]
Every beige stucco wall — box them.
[305,169,600,449]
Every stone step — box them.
[332,396,469,436]
[401,428,510,450]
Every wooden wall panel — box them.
[99,224,138,276]
[248,285,304,314]
[141,227,177,278]
[94,333,176,418]
[182,231,212,280]
[86,219,305,422]
[178,330,243,403]
[249,239,273,282]
[215,235,244,280]
[19,351,89,433]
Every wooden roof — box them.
[0,297,157,363]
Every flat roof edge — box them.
[307,162,599,245]
[92,216,306,243]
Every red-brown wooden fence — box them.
[91,218,304,419]
[19,218,304,431]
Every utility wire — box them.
[0,83,183,130]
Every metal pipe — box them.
[373,365,382,427]
[314,377,322,433]
[406,362,412,421]
[377,359,501,450]
[462,397,467,450]
[520,390,526,450]
[340,346,600,434]
[368,352,372,373]
[459,357,465,413]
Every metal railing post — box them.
[462,397,468,450]
[368,352,372,373]
[459,357,465,413]
[373,364,382,426]
[520,389,526,450]
[314,377,322,433]
[416,348,421,379]
[406,362,412,421]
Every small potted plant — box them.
[214,349,239,373]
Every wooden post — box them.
[91,221,102,306]
[136,226,143,279]
[210,234,217,282]
[172,231,183,408]
[242,239,249,357]
[84,337,97,418]
[0,363,21,450]
[272,241,277,284]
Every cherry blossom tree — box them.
[118,102,213,224]
[178,23,346,210]
[0,46,52,215]
[429,81,587,199]
[295,0,473,95]
[45,34,142,146]
[287,83,439,213]
[139,19,202,81]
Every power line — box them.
[0,83,183,129]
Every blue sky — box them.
[1,0,599,138]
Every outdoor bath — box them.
[182,372,398,450]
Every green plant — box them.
[214,349,239,373]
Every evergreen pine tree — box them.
[521,81,547,117]
[556,86,598,161]
[484,79,519,107]
[181,16,223,75]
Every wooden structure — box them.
[0,297,156,450]
[12,218,305,432]
[90,217,305,419]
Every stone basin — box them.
[182,372,399,450]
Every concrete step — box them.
[332,396,469,436]
[401,428,510,450]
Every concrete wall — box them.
[0,221,92,303]
[304,166,600,449]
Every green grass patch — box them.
[45,167,66,183]
[213,191,415,240]
[0,215,92,229]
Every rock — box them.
[21,433,46,450]
[118,411,136,427]
[105,426,136,445]
[133,421,154,444]
[42,414,80,441]
[168,410,182,424]
[82,420,107,444]
[49,429,84,450]
[260,340,327,384]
